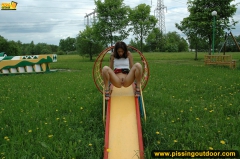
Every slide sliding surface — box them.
[104,85,144,159]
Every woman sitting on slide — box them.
[102,41,142,100]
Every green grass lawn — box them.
[0,52,240,158]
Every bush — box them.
[57,50,65,55]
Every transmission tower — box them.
[154,0,167,34]
[84,9,96,26]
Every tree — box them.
[76,26,104,61]
[49,44,58,53]
[0,36,8,54]
[28,41,35,55]
[59,37,76,53]
[33,43,52,55]
[16,40,24,55]
[165,31,188,52]
[223,33,240,52]
[0,35,59,56]
[94,0,130,46]
[128,4,157,52]
[187,34,209,60]
[0,37,21,56]
[178,37,189,52]
[176,0,238,54]
[145,28,165,52]
[6,40,21,56]
[129,39,142,51]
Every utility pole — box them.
[154,0,167,34]
[84,9,96,26]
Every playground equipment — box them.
[219,32,240,53]
[204,54,236,69]
[205,32,239,69]
[92,46,149,159]
[0,52,57,75]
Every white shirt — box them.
[114,58,130,69]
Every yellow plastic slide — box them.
[104,85,144,159]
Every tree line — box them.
[0,0,239,60]
[1,31,239,58]
[176,0,239,59]
[0,36,59,56]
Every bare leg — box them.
[122,63,142,88]
[102,66,122,90]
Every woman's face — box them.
[117,48,124,57]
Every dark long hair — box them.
[113,41,128,59]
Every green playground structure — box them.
[0,52,57,75]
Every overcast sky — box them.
[1,0,240,46]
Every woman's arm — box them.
[109,53,114,70]
[128,51,134,69]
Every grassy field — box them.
[0,52,240,159]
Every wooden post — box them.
[230,32,240,51]
[223,32,227,55]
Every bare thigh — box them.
[110,74,123,88]
[122,70,135,87]
[104,67,122,88]
[122,63,142,87]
